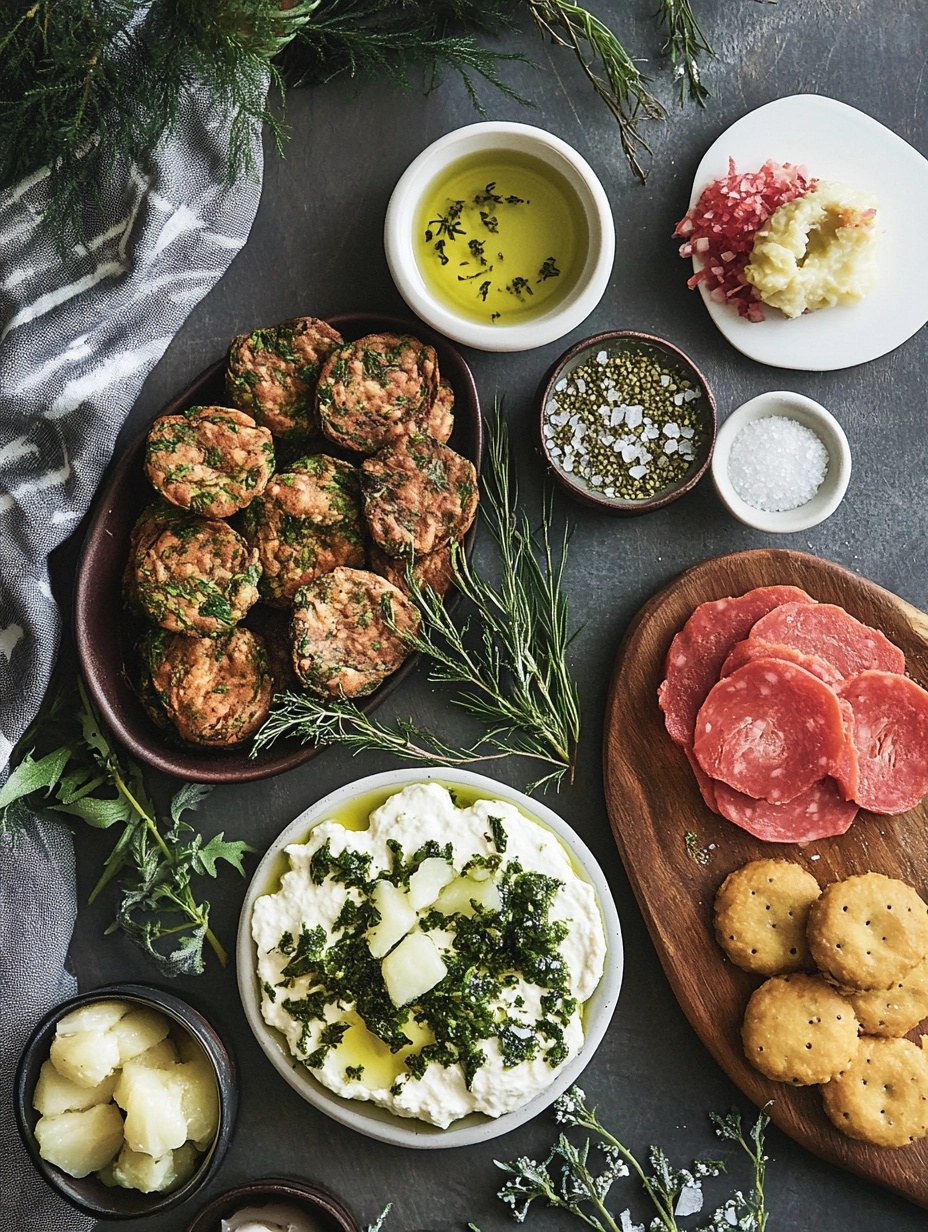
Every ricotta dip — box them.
[251,782,606,1128]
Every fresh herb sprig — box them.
[527,0,666,181]
[253,411,581,792]
[655,0,715,106]
[0,676,251,977]
[492,1086,771,1232]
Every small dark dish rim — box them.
[184,1176,360,1232]
[536,329,716,516]
[14,982,237,1221]
[74,312,483,783]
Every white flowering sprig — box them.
[491,1087,771,1232]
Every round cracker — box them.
[822,1035,928,1147]
[848,956,928,1037]
[807,872,928,990]
[714,858,821,976]
[742,973,859,1086]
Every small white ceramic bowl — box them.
[237,767,623,1149]
[384,122,615,352]
[712,390,852,533]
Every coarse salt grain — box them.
[727,415,829,513]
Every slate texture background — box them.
[60,1,928,1227]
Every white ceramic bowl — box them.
[711,391,852,533]
[237,767,623,1149]
[384,122,615,352]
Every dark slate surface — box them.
[62,2,928,1228]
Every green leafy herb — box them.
[493,1087,771,1232]
[253,409,581,792]
[656,0,715,106]
[0,676,252,976]
[684,830,714,866]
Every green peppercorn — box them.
[542,344,708,501]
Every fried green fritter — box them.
[240,454,366,607]
[226,316,343,440]
[144,405,275,518]
[290,566,420,698]
[360,434,478,558]
[316,332,440,454]
[142,627,272,747]
[134,518,261,636]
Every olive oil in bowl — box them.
[413,150,589,327]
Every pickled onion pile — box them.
[674,159,815,322]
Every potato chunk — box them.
[111,1145,176,1194]
[35,1103,124,1177]
[382,932,448,1007]
[117,1065,188,1157]
[408,857,455,911]
[112,1008,171,1065]
[432,874,501,918]
[55,1001,130,1036]
[33,1059,118,1116]
[366,879,416,959]
[129,1037,178,1071]
[50,1028,121,1089]
[175,1058,220,1147]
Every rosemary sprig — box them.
[0,675,252,977]
[526,0,666,181]
[655,0,715,106]
[253,410,581,792]
[492,1086,771,1232]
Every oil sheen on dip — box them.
[413,150,588,326]
[251,782,606,1128]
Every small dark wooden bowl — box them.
[75,313,482,783]
[15,984,237,1221]
[184,1177,360,1232]
[536,330,716,516]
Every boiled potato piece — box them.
[35,1103,124,1177]
[112,1008,171,1065]
[408,858,455,911]
[175,1058,220,1147]
[50,1028,121,1089]
[432,875,501,918]
[366,880,416,959]
[117,1066,187,1157]
[55,1001,129,1036]
[33,1059,118,1116]
[174,1029,205,1064]
[171,1141,200,1189]
[382,932,448,1007]
[129,1037,178,1070]
[111,1144,176,1193]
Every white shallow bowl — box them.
[237,767,623,1149]
[384,122,616,352]
[712,391,851,533]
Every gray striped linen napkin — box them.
[0,86,264,1230]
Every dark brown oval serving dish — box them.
[185,1177,360,1232]
[75,313,482,783]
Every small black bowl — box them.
[536,330,717,515]
[15,984,237,1221]
[185,1177,360,1232]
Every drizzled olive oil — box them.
[414,150,588,325]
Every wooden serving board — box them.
[603,548,928,1208]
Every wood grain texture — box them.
[603,548,928,1208]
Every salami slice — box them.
[720,638,842,687]
[684,745,719,813]
[839,670,928,813]
[832,699,860,802]
[749,602,906,678]
[658,585,814,746]
[693,658,846,803]
[713,777,858,843]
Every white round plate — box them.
[237,767,623,1149]
[687,94,928,371]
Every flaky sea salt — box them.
[727,415,829,513]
